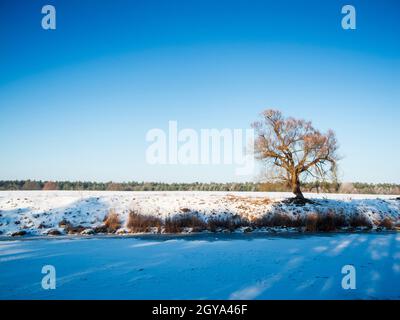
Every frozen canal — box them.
[1,232,400,299]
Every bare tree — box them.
[252,109,339,200]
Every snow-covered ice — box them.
[0,232,400,299]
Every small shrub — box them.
[379,217,394,230]
[11,230,27,237]
[317,212,346,232]
[268,213,291,227]
[251,215,269,228]
[127,210,162,233]
[104,209,121,233]
[58,219,85,234]
[47,229,62,236]
[38,222,51,229]
[58,219,71,228]
[304,212,346,232]
[349,214,372,229]
[165,213,206,233]
[207,215,246,232]
[66,225,86,234]
[305,213,318,232]
[252,213,301,228]
[93,224,108,233]
[290,216,304,228]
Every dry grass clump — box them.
[318,212,345,232]
[104,209,121,233]
[379,217,394,230]
[349,214,373,229]
[127,210,162,233]
[253,213,302,228]
[66,225,86,234]
[305,211,346,232]
[58,219,85,234]
[304,213,318,232]
[207,215,247,232]
[165,213,206,233]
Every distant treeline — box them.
[0,180,399,195]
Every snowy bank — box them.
[0,191,399,236]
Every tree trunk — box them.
[291,174,304,199]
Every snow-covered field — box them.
[0,191,399,236]
[1,232,400,299]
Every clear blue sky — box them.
[0,0,399,183]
